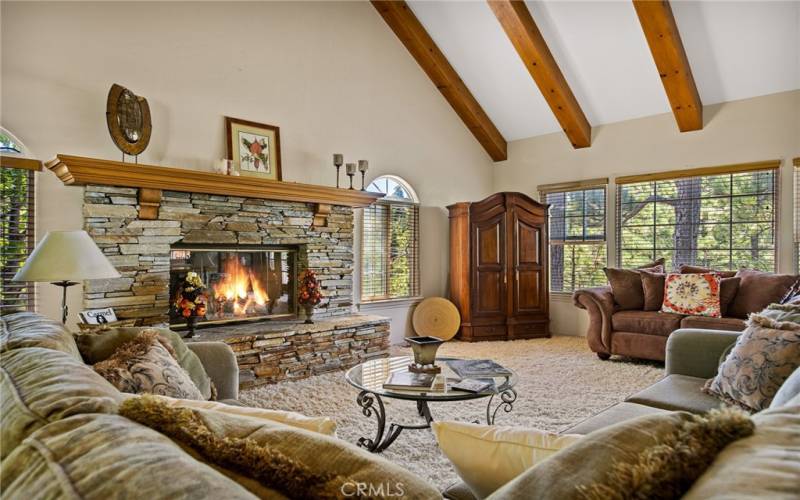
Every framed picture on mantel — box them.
[225,116,281,181]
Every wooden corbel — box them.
[313,203,332,227]
[138,188,162,220]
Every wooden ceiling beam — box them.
[371,0,507,161]
[488,0,591,149]
[633,0,702,132]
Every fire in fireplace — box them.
[169,245,298,326]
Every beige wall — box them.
[494,90,800,337]
[1,1,494,340]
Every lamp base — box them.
[51,281,79,324]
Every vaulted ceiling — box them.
[378,1,800,159]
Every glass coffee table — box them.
[345,356,518,453]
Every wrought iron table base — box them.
[355,388,518,453]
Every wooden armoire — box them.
[448,192,549,341]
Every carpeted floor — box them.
[240,336,663,490]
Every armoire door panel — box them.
[476,224,501,266]
[476,271,503,313]
[517,224,540,266]
[516,269,541,311]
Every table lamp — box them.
[12,231,121,323]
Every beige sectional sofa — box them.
[0,312,441,499]
[443,327,800,499]
[3,312,799,499]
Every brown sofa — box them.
[573,268,798,361]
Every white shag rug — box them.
[240,336,663,490]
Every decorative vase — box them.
[185,315,199,338]
[406,336,445,374]
[303,304,315,324]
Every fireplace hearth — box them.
[169,245,298,326]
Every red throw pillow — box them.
[662,273,722,317]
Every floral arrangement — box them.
[174,271,208,318]
[298,269,322,306]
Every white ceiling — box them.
[407,1,800,142]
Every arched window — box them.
[361,175,420,302]
[1,127,37,313]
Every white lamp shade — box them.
[12,231,121,282]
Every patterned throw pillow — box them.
[661,273,721,317]
[93,330,204,400]
[703,313,800,412]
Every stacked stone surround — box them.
[82,185,356,325]
[189,315,390,388]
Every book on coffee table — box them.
[446,359,512,379]
[383,372,434,391]
[383,372,447,392]
[450,378,496,393]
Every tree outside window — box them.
[617,169,777,272]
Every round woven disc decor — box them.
[412,297,461,341]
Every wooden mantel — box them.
[46,155,384,225]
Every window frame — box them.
[538,178,609,294]
[359,175,421,304]
[615,161,780,273]
[794,157,800,272]
[1,130,38,314]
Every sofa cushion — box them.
[727,269,798,319]
[485,411,692,500]
[683,397,800,499]
[719,277,741,316]
[0,347,124,460]
[93,330,206,400]
[661,273,722,317]
[563,402,671,435]
[639,270,665,311]
[626,374,721,413]
[703,314,800,412]
[610,332,668,361]
[431,420,583,499]
[0,413,259,500]
[120,397,442,500]
[679,315,746,332]
[76,327,214,400]
[153,395,337,436]
[679,265,737,278]
[758,303,800,324]
[0,311,82,360]
[604,268,646,310]
[770,367,800,409]
[611,310,684,336]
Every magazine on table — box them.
[383,372,447,392]
[450,378,496,394]
[446,359,512,379]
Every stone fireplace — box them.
[82,186,355,324]
[75,178,389,388]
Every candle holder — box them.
[333,154,344,188]
[345,163,356,190]
[358,160,369,191]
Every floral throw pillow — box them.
[661,273,721,317]
[93,330,205,400]
[703,314,800,412]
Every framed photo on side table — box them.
[225,116,281,181]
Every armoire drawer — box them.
[511,322,548,338]
[472,325,507,338]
